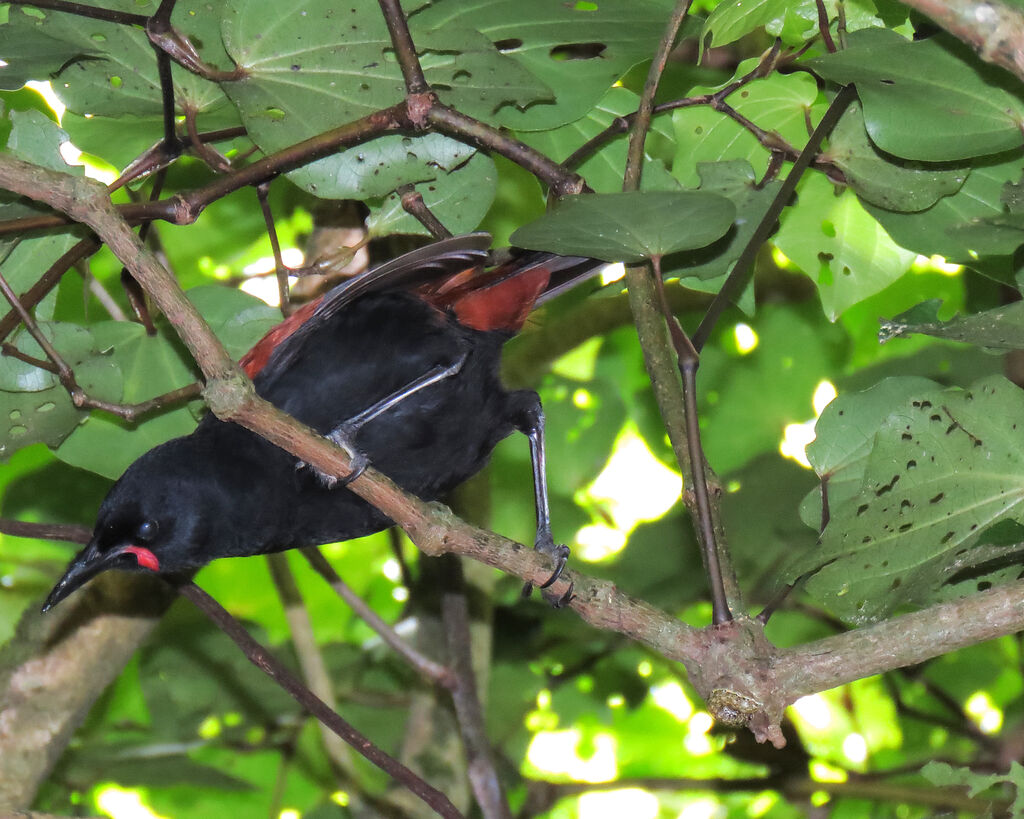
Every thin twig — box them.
[266,553,355,775]
[565,43,784,170]
[650,256,730,624]
[378,0,430,94]
[302,547,455,688]
[397,184,453,239]
[623,0,693,191]
[619,0,734,623]
[6,0,147,25]
[441,557,512,819]
[256,182,292,315]
[692,84,856,351]
[178,581,465,818]
[0,518,90,543]
[0,237,99,344]
[814,0,837,52]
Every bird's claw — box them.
[300,425,369,488]
[334,451,368,487]
[521,538,571,607]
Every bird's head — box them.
[42,439,225,611]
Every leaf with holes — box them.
[220,0,543,198]
[701,0,896,50]
[510,191,735,263]
[799,376,941,530]
[53,324,198,479]
[807,29,1024,162]
[880,299,1024,350]
[366,152,497,237]
[0,323,122,458]
[285,133,480,201]
[774,173,916,320]
[517,86,677,194]
[2,0,233,120]
[789,375,1024,623]
[54,288,285,479]
[824,104,969,212]
[414,0,675,131]
[671,66,823,187]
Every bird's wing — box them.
[240,233,492,378]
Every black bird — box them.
[42,233,600,611]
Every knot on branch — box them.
[202,373,256,421]
[407,501,460,556]
[406,92,437,128]
[688,617,787,746]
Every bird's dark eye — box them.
[135,519,158,542]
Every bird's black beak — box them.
[41,541,141,612]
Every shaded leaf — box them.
[807,29,1024,161]
[0,323,122,458]
[517,86,678,194]
[880,298,1024,350]
[663,160,779,314]
[864,149,1024,268]
[825,104,969,212]
[510,191,736,263]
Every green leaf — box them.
[702,0,813,49]
[2,0,233,119]
[880,298,1024,350]
[510,191,736,262]
[663,160,780,314]
[366,151,497,237]
[922,760,1024,816]
[791,375,1024,622]
[774,173,916,320]
[285,133,479,201]
[184,286,279,360]
[517,86,678,194]
[703,0,904,50]
[414,0,674,131]
[807,29,1024,161]
[672,67,822,188]
[0,323,122,458]
[221,0,540,196]
[53,322,198,479]
[864,150,1024,266]
[825,104,969,212]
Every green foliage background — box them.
[2,0,1024,816]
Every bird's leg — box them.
[509,391,573,607]
[306,352,468,487]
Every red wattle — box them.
[123,545,160,572]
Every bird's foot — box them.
[297,424,368,487]
[521,536,573,607]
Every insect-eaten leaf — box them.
[881,298,1024,351]
[788,375,1024,623]
[510,191,735,263]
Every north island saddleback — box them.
[42,233,602,612]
